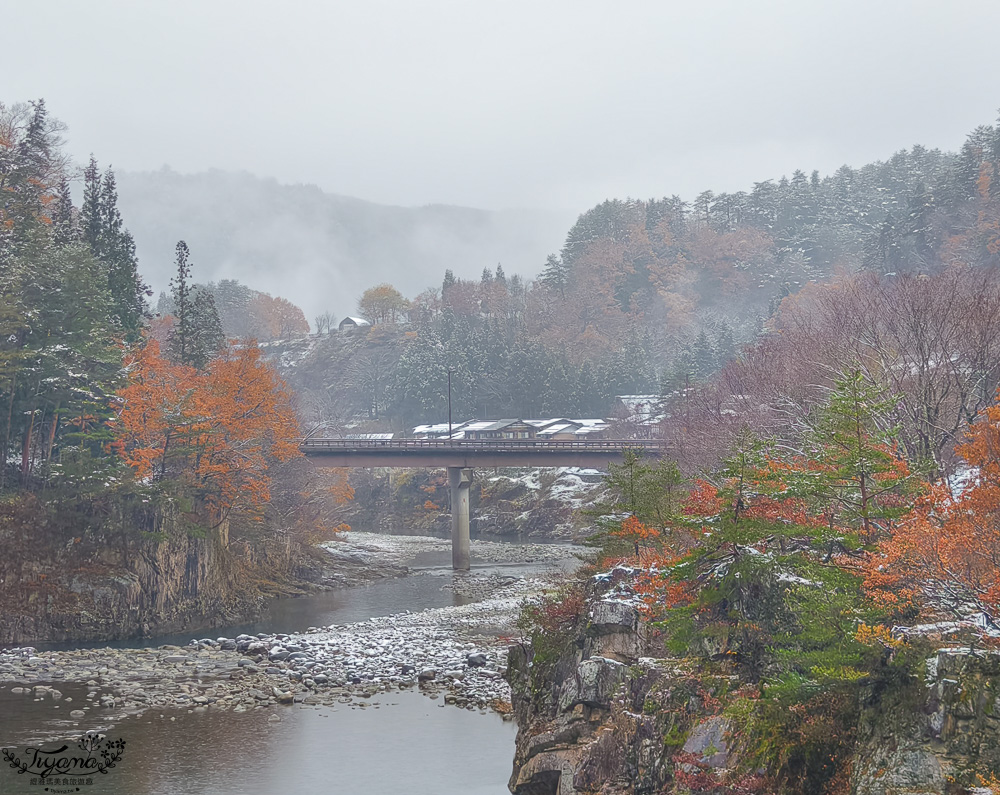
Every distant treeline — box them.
[313,111,1000,437]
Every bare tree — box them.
[314,311,336,335]
[347,350,393,419]
[678,269,1000,479]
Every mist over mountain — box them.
[114,168,571,324]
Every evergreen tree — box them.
[202,279,256,338]
[167,243,225,370]
[799,369,915,542]
[80,156,102,255]
[599,449,686,531]
[693,190,715,227]
[862,215,900,272]
[156,291,173,317]
[442,269,456,298]
[1,100,58,262]
[100,168,148,338]
[189,289,225,369]
[539,254,569,295]
[692,330,717,377]
[51,175,77,246]
[167,241,194,366]
[1,245,120,489]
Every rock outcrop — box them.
[852,649,1000,794]
[507,574,739,795]
[0,509,258,646]
[507,575,1000,794]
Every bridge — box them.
[300,439,663,571]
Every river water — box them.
[0,538,560,795]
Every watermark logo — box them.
[2,733,125,790]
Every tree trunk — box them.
[20,409,35,487]
[44,402,59,463]
[1,372,16,490]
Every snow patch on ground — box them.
[549,472,591,507]
[325,531,583,568]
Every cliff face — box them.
[507,575,1000,795]
[0,507,271,645]
[852,650,1000,794]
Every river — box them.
[0,534,576,795]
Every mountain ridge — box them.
[115,168,571,323]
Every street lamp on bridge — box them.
[447,367,453,441]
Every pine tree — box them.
[442,269,456,297]
[188,289,225,369]
[167,243,224,370]
[51,175,77,246]
[80,156,102,255]
[100,168,148,338]
[168,241,194,366]
[539,254,568,295]
[692,330,716,377]
[801,368,914,543]
[694,190,715,227]
[0,100,58,262]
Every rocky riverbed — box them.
[0,562,575,728]
[328,531,582,569]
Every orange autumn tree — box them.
[865,388,1000,625]
[113,337,300,524]
[113,338,186,480]
[248,293,310,340]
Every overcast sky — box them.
[5,1,1000,212]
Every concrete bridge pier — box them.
[449,467,473,571]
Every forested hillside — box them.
[279,112,1000,450]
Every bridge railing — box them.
[298,438,662,452]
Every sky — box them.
[5,0,1000,214]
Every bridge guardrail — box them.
[298,438,662,452]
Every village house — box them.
[338,316,371,331]
[463,419,537,440]
[411,418,609,440]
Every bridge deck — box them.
[299,438,662,468]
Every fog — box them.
[114,169,570,321]
[4,0,1000,316]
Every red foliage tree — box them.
[113,338,301,523]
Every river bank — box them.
[0,534,585,727]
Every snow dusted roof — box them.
[412,417,609,437]
[525,418,568,428]
[462,420,510,431]
[617,395,660,409]
[537,423,575,435]
[412,422,457,435]
[615,395,663,425]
